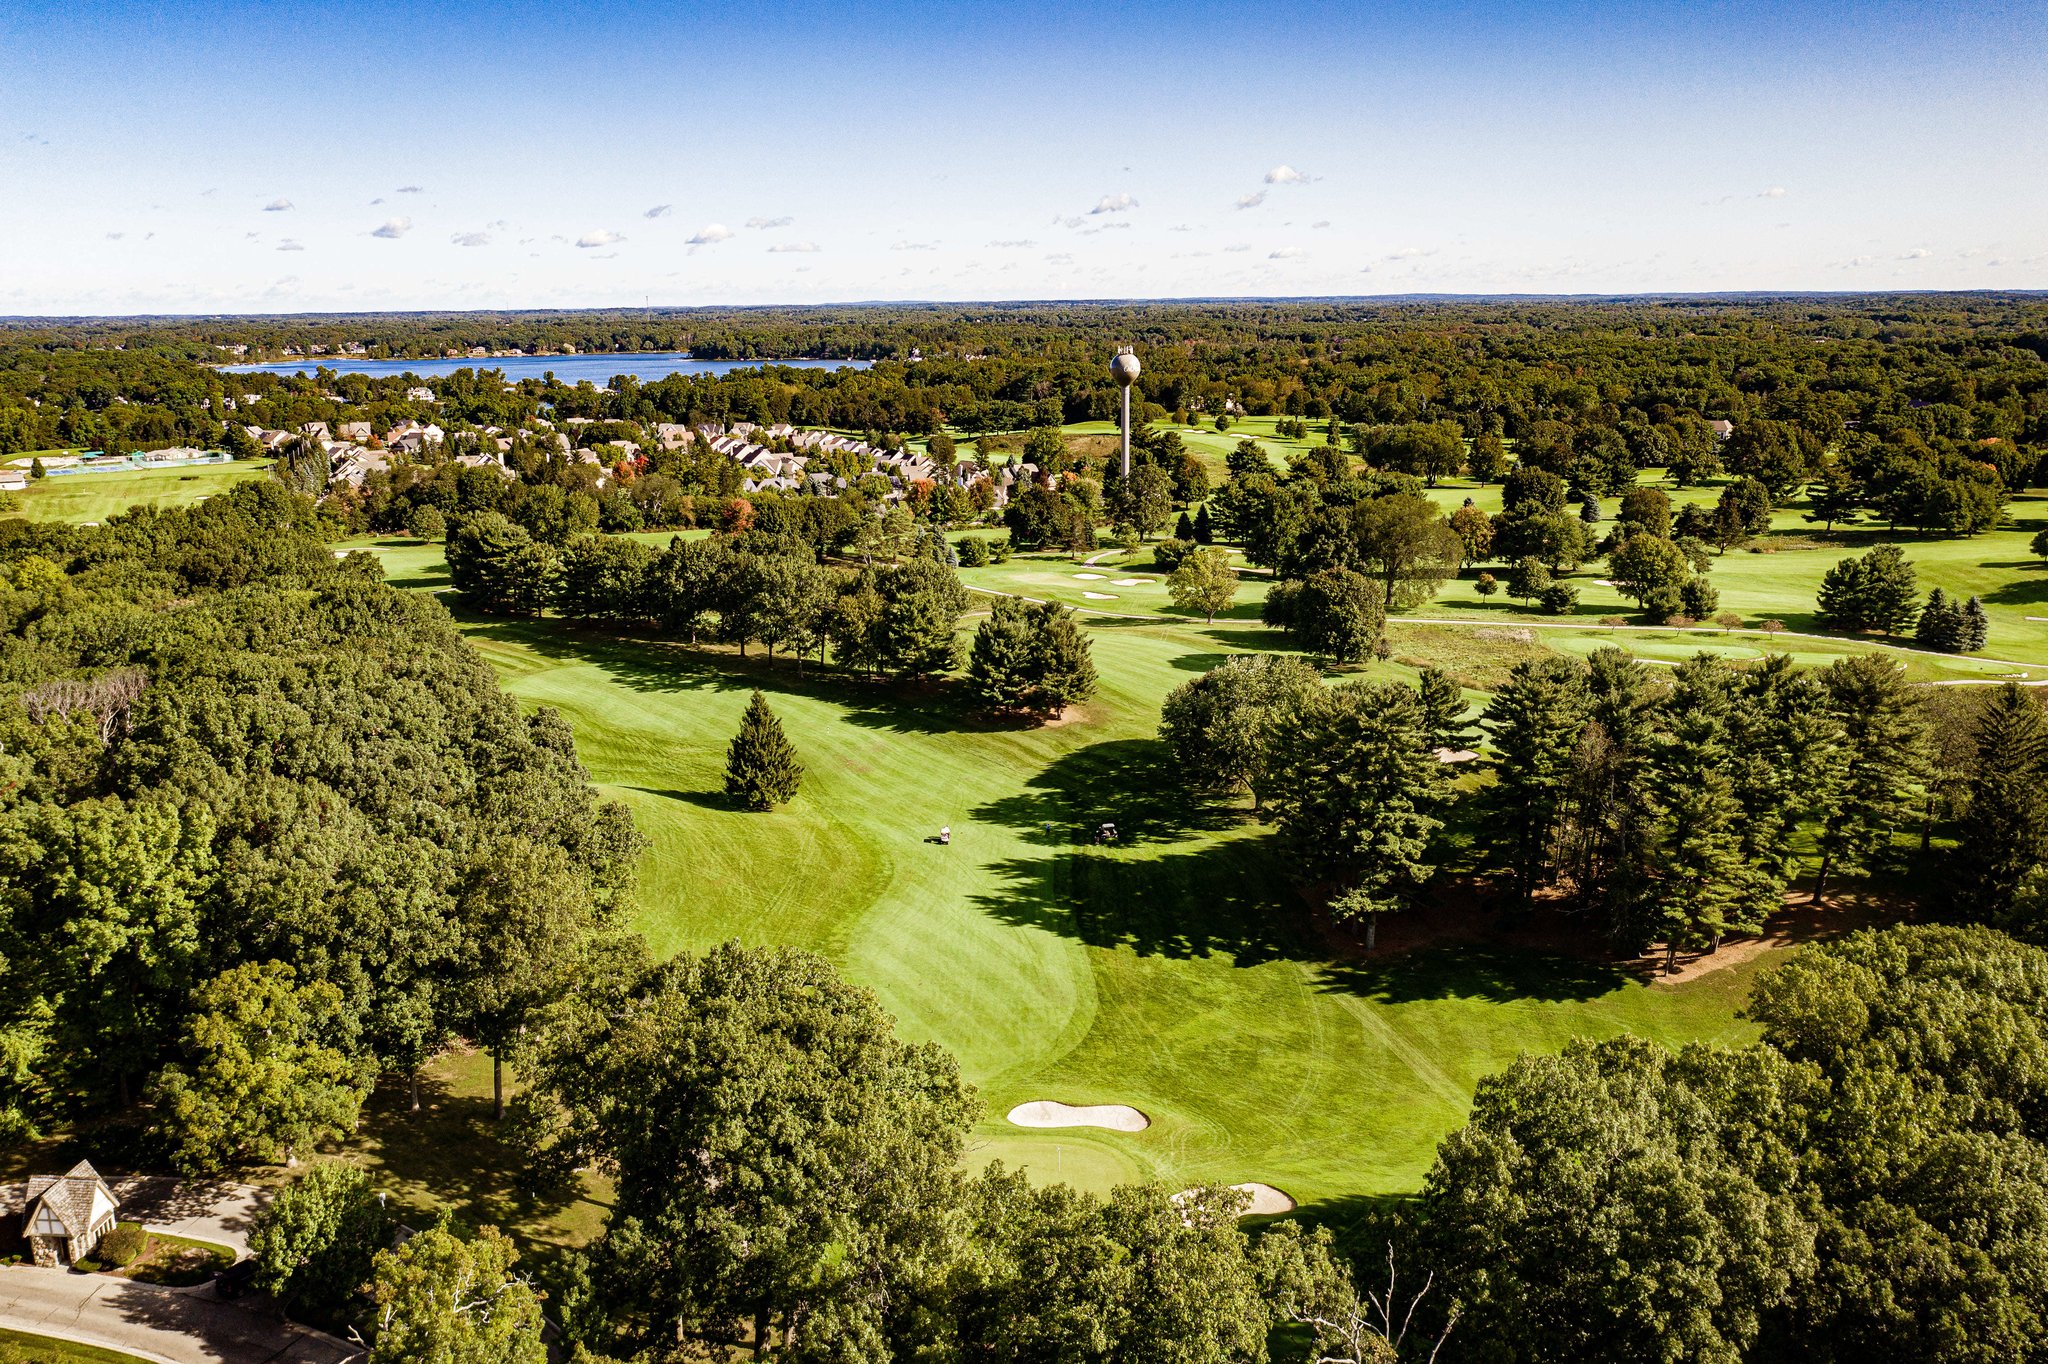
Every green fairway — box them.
[5,460,272,523]
[450,610,1760,1220]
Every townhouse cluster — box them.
[658,421,1038,505]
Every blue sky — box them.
[2,0,2043,313]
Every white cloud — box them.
[746,216,794,229]
[105,232,124,241]
[1044,252,1075,265]
[892,240,936,251]
[452,231,492,247]
[1312,220,1332,229]
[371,217,413,239]
[987,239,1035,248]
[1269,246,1305,259]
[1761,186,1788,198]
[397,185,423,194]
[686,223,733,246]
[1385,246,1434,260]
[276,239,304,252]
[1265,165,1309,184]
[1899,247,1932,260]
[1236,191,1267,210]
[577,229,624,248]
[644,204,673,219]
[1223,243,1251,253]
[767,241,821,253]
[1090,192,1137,214]
[264,198,294,212]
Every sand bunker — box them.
[1230,1182,1296,1214]
[1112,578,1149,586]
[1006,1100,1150,1132]
[1171,1182,1297,1216]
[1083,591,1117,600]
[1074,572,1107,580]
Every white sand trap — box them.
[1074,572,1107,580]
[1006,1100,1150,1132]
[1230,1182,1296,1214]
[1171,1182,1297,1216]
[1112,578,1150,586]
[1083,591,1118,600]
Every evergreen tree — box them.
[1416,666,1474,752]
[965,597,1096,718]
[1813,654,1928,900]
[1192,503,1214,544]
[724,691,803,810]
[1482,657,1593,905]
[1175,510,1196,541]
[1914,586,1961,652]
[1816,543,1919,634]
[1952,683,2048,924]
[1563,648,1662,949]
[1961,595,1990,651]
[1648,684,1759,970]
[1270,683,1448,951]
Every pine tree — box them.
[725,691,803,810]
[1813,654,1928,900]
[1816,544,1919,635]
[1961,595,1990,652]
[1192,504,1214,544]
[1482,657,1593,905]
[1953,683,2048,923]
[1649,708,1750,972]
[1175,510,1196,541]
[1914,587,1960,652]
[1416,666,1474,751]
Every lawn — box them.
[0,1331,150,1364]
[4,461,272,524]
[433,608,1761,1233]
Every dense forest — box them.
[6,294,2048,458]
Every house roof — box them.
[23,1161,118,1239]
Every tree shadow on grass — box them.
[967,839,1305,967]
[346,1065,598,1253]
[458,617,997,736]
[1315,943,1635,1005]
[970,738,1246,848]
[1981,576,2048,607]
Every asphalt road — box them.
[0,1266,357,1364]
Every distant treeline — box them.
[7,296,2048,464]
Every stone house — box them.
[17,1161,120,1267]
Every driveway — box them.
[0,1265,357,1364]
[110,1179,266,1257]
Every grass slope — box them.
[452,610,1757,1223]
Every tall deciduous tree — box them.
[150,961,373,1172]
[538,943,978,1361]
[1167,546,1239,623]
[368,1227,546,1364]
[1158,654,1323,811]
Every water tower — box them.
[1111,346,1140,479]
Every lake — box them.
[220,352,872,384]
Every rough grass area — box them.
[4,461,271,523]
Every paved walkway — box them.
[110,1179,266,1257]
[0,1266,356,1364]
